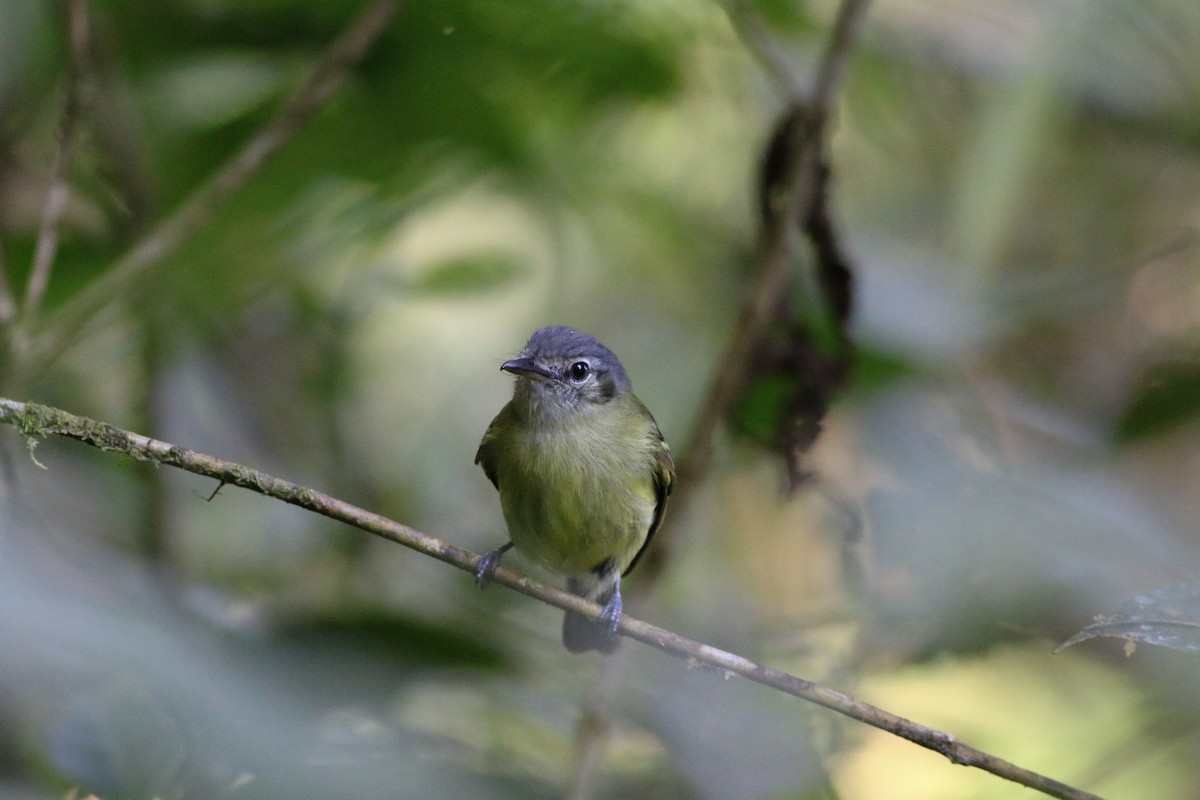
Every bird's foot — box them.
[475,541,514,588]
[597,584,623,636]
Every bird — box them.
[474,325,674,653]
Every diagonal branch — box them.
[23,0,401,376]
[21,0,91,329]
[0,397,1105,800]
[679,0,871,492]
[641,0,871,588]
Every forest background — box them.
[1,1,1199,798]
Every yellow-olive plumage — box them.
[475,325,673,653]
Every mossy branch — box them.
[0,397,1105,800]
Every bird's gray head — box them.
[502,325,631,418]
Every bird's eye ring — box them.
[569,361,591,381]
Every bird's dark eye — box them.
[569,361,591,381]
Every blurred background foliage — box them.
[1,0,1199,797]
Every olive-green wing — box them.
[474,406,508,491]
[623,419,674,576]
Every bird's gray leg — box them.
[475,541,514,588]
[597,572,622,635]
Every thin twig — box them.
[697,0,871,467]
[565,647,634,800]
[86,11,158,233]
[727,2,807,98]
[0,246,16,327]
[810,0,872,112]
[645,0,872,574]
[0,397,1105,800]
[569,4,875,796]
[24,0,401,375]
[21,0,90,327]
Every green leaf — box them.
[1116,358,1200,442]
[847,347,915,396]
[412,252,526,296]
[278,608,508,668]
[732,373,802,446]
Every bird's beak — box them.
[501,357,554,382]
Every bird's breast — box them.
[496,415,656,577]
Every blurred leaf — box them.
[0,0,54,102]
[410,252,527,296]
[729,317,852,488]
[1116,358,1200,442]
[846,347,916,396]
[150,52,287,130]
[742,0,819,36]
[733,372,802,445]
[277,608,508,669]
[1056,583,1200,655]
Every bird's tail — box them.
[562,575,620,654]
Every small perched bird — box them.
[475,325,674,653]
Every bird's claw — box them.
[475,542,513,588]
[597,586,623,636]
